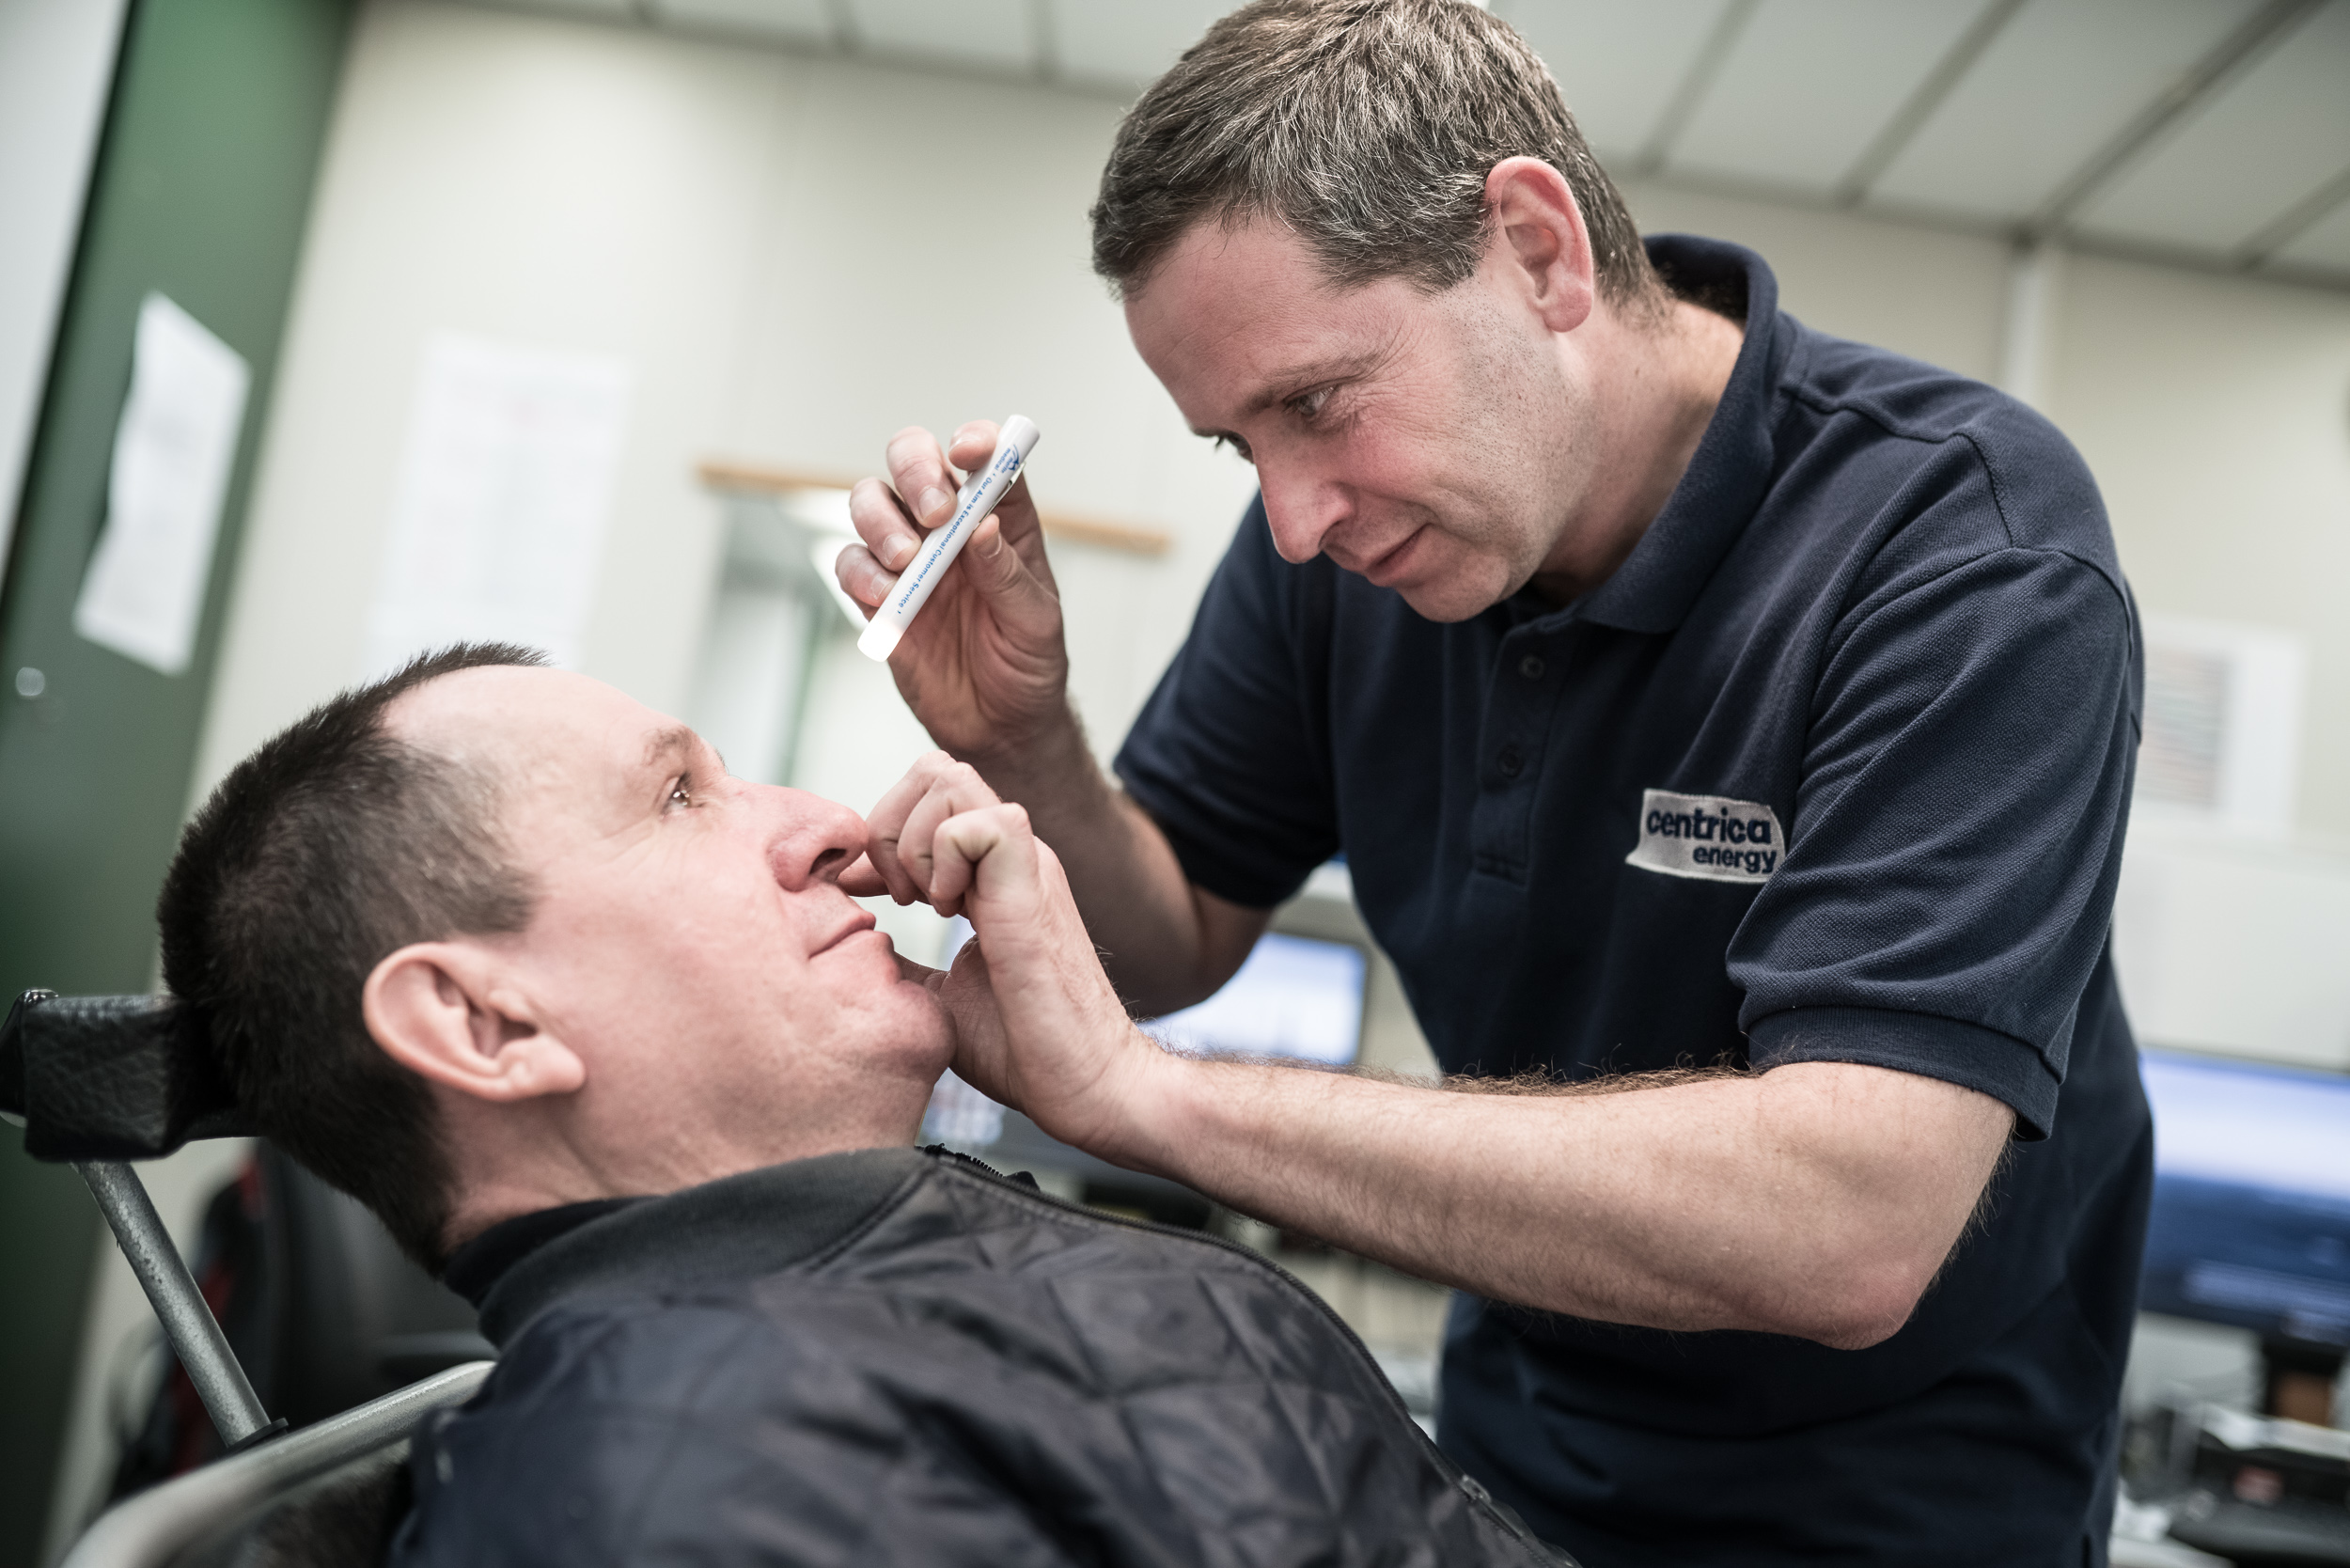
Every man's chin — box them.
[1396,574,1511,622]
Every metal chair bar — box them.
[74,1158,274,1448]
[58,1361,493,1568]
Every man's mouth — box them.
[1358,525,1427,587]
[811,909,880,958]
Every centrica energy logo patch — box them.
[1626,789,1785,885]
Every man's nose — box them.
[757,786,869,888]
[1259,462,1348,565]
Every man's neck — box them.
[1528,295,1746,604]
[433,1094,922,1259]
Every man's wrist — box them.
[959,703,1096,808]
[1083,1037,1219,1180]
[963,709,1136,864]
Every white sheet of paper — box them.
[72,293,251,675]
[360,334,632,679]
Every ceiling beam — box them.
[1029,0,1059,83]
[1623,163,2350,294]
[821,0,858,54]
[1831,0,2028,209]
[2023,0,2325,241]
[1629,0,1758,179]
[2233,160,2350,269]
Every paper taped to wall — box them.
[360,333,632,679]
[73,293,252,676]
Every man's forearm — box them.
[1099,1053,2011,1349]
[963,712,1260,1013]
[918,765,2008,1347]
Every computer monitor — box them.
[2138,1049,2350,1347]
[1140,931,1369,1067]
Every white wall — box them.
[192,0,1257,818]
[0,0,128,565]
[2054,253,2350,839]
[1622,180,2014,385]
[195,0,784,785]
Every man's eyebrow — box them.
[1188,352,1387,438]
[642,725,697,770]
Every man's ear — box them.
[362,942,586,1105]
[1482,155,1596,336]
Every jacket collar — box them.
[467,1146,932,1346]
[1555,234,1799,636]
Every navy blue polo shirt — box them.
[1114,236,2154,1568]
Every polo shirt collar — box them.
[1566,234,1798,635]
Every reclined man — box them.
[157,642,1565,1567]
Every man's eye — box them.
[1213,433,1254,463]
[1287,386,1333,421]
[667,776,693,808]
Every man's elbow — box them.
[1752,1240,1944,1351]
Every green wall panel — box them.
[0,0,353,1559]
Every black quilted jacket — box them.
[388,1146,1571,1567]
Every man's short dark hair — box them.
[157,643,546,1269]
[1090,0,1660,308]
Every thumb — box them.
[838,853,888,899]
[959,515,1058,630]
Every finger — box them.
[893,952,944,988]
[931,802,1035,917]
[886,424,966,531]
[901,761,1005,912]
[862,752,960,905]
[948,422,1044,548]
[833,539,895,613]
[955,514,1060,633]
[947,421,1003,473]
[847,477,922,574]
[838,852,888,899]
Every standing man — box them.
[837,2,2150,1563]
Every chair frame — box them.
[57,1362,492,1568]
[3,989,491,1566]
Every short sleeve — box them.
[1732,544,2139,1137]
[1113,499,1341,909]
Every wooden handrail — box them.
[697,459,1171,557]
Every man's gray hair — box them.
[1089,0,1660,306]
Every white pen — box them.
[857,416,1042,662]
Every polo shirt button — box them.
[1497,745,1525,779]
[1518,654,1545,681]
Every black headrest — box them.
[0,990,253,1160]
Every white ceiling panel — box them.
[650,0,833,46]
[1053,1,1228,93]
[1670,0,1995,196]
[2074,0,2350,254]
[848,0,1035,72]
[2269,182,2350,274]
[1870,0,2260,224]
[1493,0,1737,165]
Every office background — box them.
[4,1,2348,1562]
